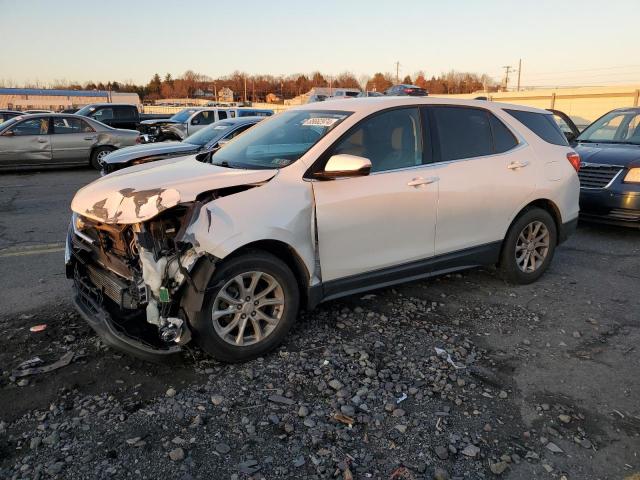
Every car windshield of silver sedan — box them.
[578,111,640,145]
[0,117,21,131]
[209,110,350,169]
[184,121,233,146]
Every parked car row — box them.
[101,116,266,174]
[138,106,273,142]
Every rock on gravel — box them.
[169,447,185,461]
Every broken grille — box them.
[578,165,623,189]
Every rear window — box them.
[432,107,493,161]
[505,109,568,146]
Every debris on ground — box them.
[11,351,74,378]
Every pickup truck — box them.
[139,107,273,142]
[75,103,170,131]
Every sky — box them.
[1,0,639,88]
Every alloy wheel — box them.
[96,150,109,166]
[211,271,285,346]
[515,220,550,273]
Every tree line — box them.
[1,70,499,102]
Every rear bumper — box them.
[558,217,578,243]
[579,188,640,226]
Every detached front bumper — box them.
[66,227,183,361]
[72,272,182,361]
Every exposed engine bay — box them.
[68,199,217,356]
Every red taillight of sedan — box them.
[567,152,580,172]
[135,136,141,144]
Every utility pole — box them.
[502,65,513,91]
[395,61,400,84]
[516,59,522,91]
[243,76,247,103]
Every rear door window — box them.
[431,107,493,161]
[53,117,94,134]
[505,109,568,146]
[114,106,136,119]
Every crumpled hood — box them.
[71,157,277,224]
[103,141,199,165]
[574,142,640,167]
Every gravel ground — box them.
[0,222,639,480]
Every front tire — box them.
[499,207,557,284]
[191,252,300,362]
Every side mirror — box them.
[191,118,200,125]
[564,131,577,143]
[314,154,372,180]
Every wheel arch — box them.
[224,239,312,309]
[89,144,116,165]
[499,198,562,266]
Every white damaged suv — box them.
[66,98,580,362]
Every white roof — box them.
[294,97,550,115]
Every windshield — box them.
[170,109,199,123]
[75,105,96,116]
[0,117,20,130]
[578,111,640,144]
[210,110,350,169]
[184,121,234,146]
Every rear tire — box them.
[191,251,299,363]
[499,207,557,284]
[90,146,114,170]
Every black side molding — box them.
[318,241,502,303]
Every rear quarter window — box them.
[505,109,568,146]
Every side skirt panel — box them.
[314,240,502,305]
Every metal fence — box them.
[142,102,290,115]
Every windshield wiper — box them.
[211,160,238,168]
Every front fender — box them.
[183,177,317,283]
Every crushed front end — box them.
[65,206,214,361]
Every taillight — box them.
[566,152,580,172]
[135,136,141,144]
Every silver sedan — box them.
[0,113,140,170]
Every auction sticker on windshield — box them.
[302,117,339,127]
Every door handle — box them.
[407,176,439,187]
[36,137,47,143]
[84,136,96,140]
[507,160,530,170]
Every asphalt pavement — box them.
[0,168,98,316]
